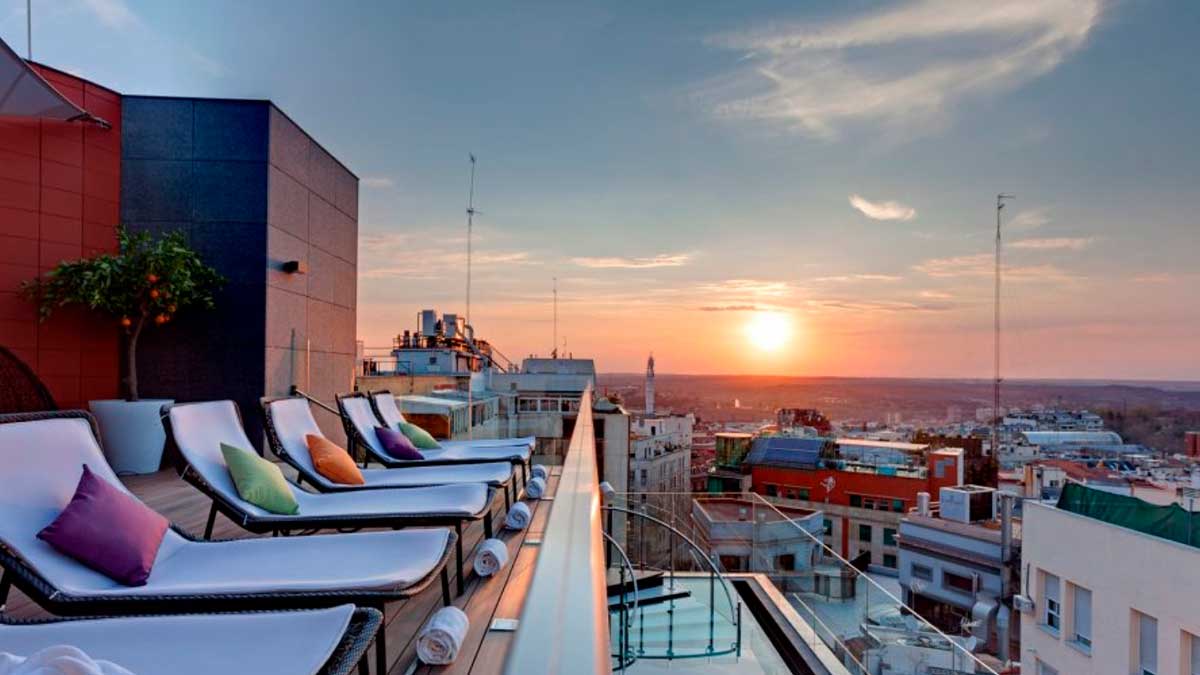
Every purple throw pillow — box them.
[375,426,424,460]
[38,465,169,586]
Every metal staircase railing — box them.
[602,502,742,664]
[604,530,640,671]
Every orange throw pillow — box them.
[305,434,365,485]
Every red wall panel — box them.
[0,64,121,409]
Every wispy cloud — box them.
[80,0,137,29]
[1008,208,1051,231]
[849,194,916,221]
[698,305,761,312]
[1132,273,1172,284]
[1009,237,1093,251]
[359,228,536,280]
[361,176,395,189]
[918,290,954,300]
[701,0,1103,139]
[813,273,903,283]
[572,253,691,269]
[913,252,1079,283]
[697,279,793,298]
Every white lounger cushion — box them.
[0,417,450,597]
[345,395,531,463]
[0,606,355,675]
[267,398,512,487]
[371,392,534,452]
[169,401,488,517]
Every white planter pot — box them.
[88,399,174,475]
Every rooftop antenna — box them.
[993,193,1015,464]
[26,0,32,59]
[552,276,558,359]
[464,154,480,440]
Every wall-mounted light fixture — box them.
[281,260,307,274]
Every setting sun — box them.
[744,311,792,352]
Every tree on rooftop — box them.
[24,227,224,401]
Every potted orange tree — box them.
[26,227,222,474]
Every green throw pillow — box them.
[399,421,442,450]
[220,443,300,515]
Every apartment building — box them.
[630,413,693,492]
[1021,484,1200,675]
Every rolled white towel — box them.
[531,464,548,480]
[525,476,546,500]
[0,646,135,675]
[599,480,615,502]
[473,537,509,577]
[416,606,470,665]
[505,501,532,530]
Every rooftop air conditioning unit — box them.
[939,485,996,523]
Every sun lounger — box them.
[262,396,514,498]
[339,393,528,501]
[0,605,379,675]
[0,411,456,674]
[368,389,534,459]
[167,400,497,595]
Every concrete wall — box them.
[1021,501,1200,675]
[121,98,356,447]
[263,107,357,443]
[0,65,121,409]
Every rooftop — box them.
[4,463,563,675]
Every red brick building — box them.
[746,437,964,566]
[0,65,121,408]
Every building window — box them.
[882,553,897,569]
[911,563,933,581]
[822,518,833,536]
[1037,660,1058,675]
[1042,572,1061,632]
[776,554,795,571]
[1071,585,1091,650]
[883,528,897,546]
[862,497,876,510]
[1137,611,1157,675]
[858,524,871,542]
[892,499,905,512]
[765,484,777,497]
[944,571,974,594]
[798,488,810,500]
[849,494,862,508]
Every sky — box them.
[4,0,1197,380]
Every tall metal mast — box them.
[465,154,478,440]
[466,154,477,330]
[993,194,1015,460]
[552,277,558,359]
[26,0,32,58]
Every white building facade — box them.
[630,413,693,492]
[1021,499,1200,675]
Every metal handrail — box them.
[288,385,339,416]
[504,386,609,674]
[602,504,742,656]
[602,530,639,670]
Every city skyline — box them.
[5,0,1197,379]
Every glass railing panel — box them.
[610,492,1001,675]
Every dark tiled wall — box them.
[0,66,121,409]
[120,97,359,448]
[121,97,269,445]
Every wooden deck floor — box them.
[3,464,561,675]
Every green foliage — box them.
[22,226,223,400]
[24,227,223,327]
